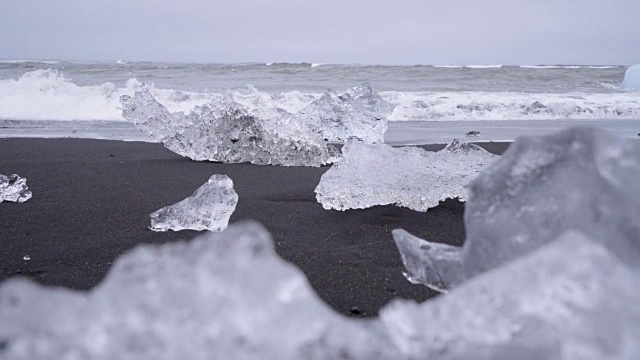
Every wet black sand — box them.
[0,138,508,317]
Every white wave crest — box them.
[1,69,639,122]
[0,70,216,121]
[464,65,503,69]
[520,65,619,69]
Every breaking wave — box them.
[1,69,639,122]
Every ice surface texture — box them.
[0,222,401,360]
[382,231,640,360]
[315,140,498,211]
[621,64,640,89]
[2,225,638,360]
[120,85,338,167]
[0,174,32,203]
[149,175,238,232]
[394,127,640,291]
[291,83,395,144]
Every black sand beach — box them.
[0,138,508,317]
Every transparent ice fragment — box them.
[394,127,640,291]
[315,140,497,211]
[290,83,395,144]
[120,85,338,167]
[150,174,238,232]
[0,173,32,203]
[382,231,640,360]
[621,64,640,90]
[0,222,401,360]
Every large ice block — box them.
[621,64,640,89]
[120,85,338,167]
[149,174,238,232]
[289,83,394,144]
[394,127,640,291]
[0,173,32,203]
[0,222,401,360]
[315,140,497,211]
[383,231,640,360]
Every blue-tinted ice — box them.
[621,64,640,89]
[394,127,640,291]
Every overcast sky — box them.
[2,0,639,65]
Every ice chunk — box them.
[0,222,401,360]
[315,140,498,211]
[290,83,395,144]
[382,232,640,360]
[621,64,640,89]
[120,85,338,167]
[394,127,640,291]
[150,174,238,232]
[0,173,32,203]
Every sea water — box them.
[0,60,638,143]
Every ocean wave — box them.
[464,65,503,69]
[0,69,638,122]
[520,65,620,69]
[0,60,60,65]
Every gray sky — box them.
[2,0,639,65]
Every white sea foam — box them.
[1,69,639,122]
[382,90,640,121]
[520,65,619,69]
[464,64,503,69]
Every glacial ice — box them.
[315,140,498,211]
[621,64,640,89]
[394,127,640,291]
[0,222,402,360]
[382,231,640,360]
[0,174,32,203]
[291,83,395,144]
[120,85,338,167]
[150,174,238,232]
[2,225,639,359]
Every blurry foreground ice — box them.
[150,175,238,232]
[382,232,640,359]
[394,127,640,291]
[315,140,497,211]
[120,85,338,166]
[0,174,32,203]
[621,64,640,89]
[0,222,401,360]
[2,224,638,359]
[120,83,393,166]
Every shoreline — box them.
[0,138,506,316]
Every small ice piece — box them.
[394,127,640,291]
[22,255,30,261]
[621,64,640,89]
[290,83,395,144]
[0,222,401,360]
[150,175,238,232]
[315,140,497,211]
[120,85,338,167]
[382,232,640,360]
[0,174,32,203]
